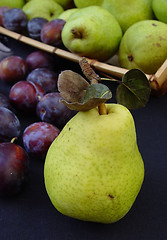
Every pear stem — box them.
[98,103,107,115]
[79,57,108,115]
[71,29,82,38]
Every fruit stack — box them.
[0,0,166,223]
[0,0,167,75]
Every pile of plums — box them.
[0,7,66,48]
[0,5,80,198]
[0,49,77,197]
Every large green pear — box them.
[22,0,64,21]
[73,0,154,32]
[61,6,122,61]
[44,104,144,223]
[0,0,24,8]
[119,20,167,74]
[152,0,167,24]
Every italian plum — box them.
[9,81,45,112]
[0,56,28,84]
[0,107,21,143]
[23,122,60,159]
[0,6,10,26]
[36,92,76,129]
[26,68,58,93]
[0,142,29,197]
[41,19,66,47]
[0,93,11,109]
[26,51,56,71]
[2,8,27,33]
[27,17,48,41]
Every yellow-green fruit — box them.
[119,20,167,74]
[0,0,24,8]
[25,0,75,9]
[152,0,167,24]
[73,0,154,32]
[61,6,122,61]
[54,0,74,9]
[22,0,64,21]
[44,104,144,223]
[58,8,78,21]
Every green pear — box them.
[0,0,24,8]
[58,8,78,21]
[152,0,167,24]
[119,20,167,74]
[73,0,102,8]
[44,103,144,223]
[25,0,75,9]
[22,0,64,21]
[73,0,154,32]
[54,0,75,10]
[61,6,122,61]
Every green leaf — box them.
[116,69,151,109]
[82,83,112,103]
[60,83,112,111]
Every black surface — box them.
[0,36,167,240]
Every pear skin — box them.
[22,0,64,21]
[44,104,144,223]
[0,0,24,8]
[119,20,167,74]
[74,0,154,32]
[58,8,78,21]
[54,0,75,9]
[152,0,167,24]
[61,6,122,61]
[73,0,102,8]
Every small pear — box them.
[54,0,75,9]
[152,0,167,24]
[25,0,75,9]
[61,6,122,61]
[0,0,24,8]
[44,103,144,223]
[58,8,78,22]
[119,20,167,74]
[22,0,64,21]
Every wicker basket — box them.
[0,26,167,96]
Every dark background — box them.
[0,36,167,240]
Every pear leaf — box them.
[116,69,151,109]
[82,83,112,103]
[60,83,112,111]
[58,70,90,103]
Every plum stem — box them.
[11,137,17,143]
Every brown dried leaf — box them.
[60,97,109,111]
[58,70,89,103]
[79,57,101,83]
